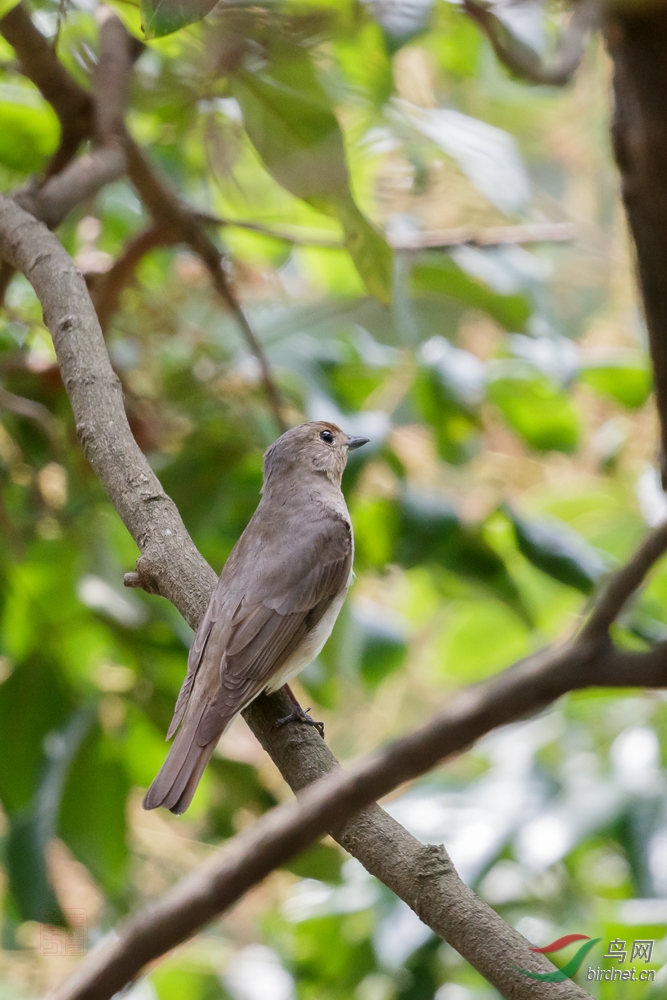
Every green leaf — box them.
[232,40,392,302]
[580,361,652,409]
[285,843,343,883]
[487,365,580,453]
[411,252,530,331]
[205,756,277,839]
[58,724,130,904]
[0,655,71,816]
[504,504,608,594]
[354,608,407,688]
[396,491,531,624]
[0,0,20,18]
[140,0,217,38]
[413,338,484,464]
[6,814,63,925]
[4,709,92,925]
[0,90,59,173]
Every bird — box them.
[143,421,369,814]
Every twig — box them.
[463,0,601,87]
[389,221,577,249]
[12,148,126,230]
[211,218,576,250]
[124,140,288,433]
[93,6,143,144]
[92,224,178,333]
[2,4,138,232]
[0,384,60,447]
[583,517,667,637]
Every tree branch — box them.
[214,219,576,249]
[0,384,60,447]
[606,8,667,485]
[124,140,288,434]
[91,224,178,334]
[93,6,143,145]
[3,3,137,231]
[463,0,600,87]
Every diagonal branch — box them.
[463,0,600,87]
[91,223,179,333]
[3,3,137,232]
[0,384,60,447]
[123,140,288,434]
[9,192,667,1000]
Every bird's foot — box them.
[274,705,325,738]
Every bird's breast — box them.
[264,587,348,693]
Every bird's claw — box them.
[274,706,325,738]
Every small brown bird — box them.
[144,421,368,814]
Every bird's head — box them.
[262,421,369,490]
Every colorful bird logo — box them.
[517,934,601,982]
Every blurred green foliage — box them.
[0,0,665,997]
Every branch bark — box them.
[606,7,667,485]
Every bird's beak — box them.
[347,435,369,451]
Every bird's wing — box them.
[167,512,352,745]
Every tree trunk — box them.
[608,8,667,482]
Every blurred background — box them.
[0,0,666,996]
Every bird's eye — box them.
[320,429,334,444]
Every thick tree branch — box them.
[463,0,600,87]
[45,629,667,1000]
[606,8,667,485]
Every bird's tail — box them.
[143,700,223,815]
